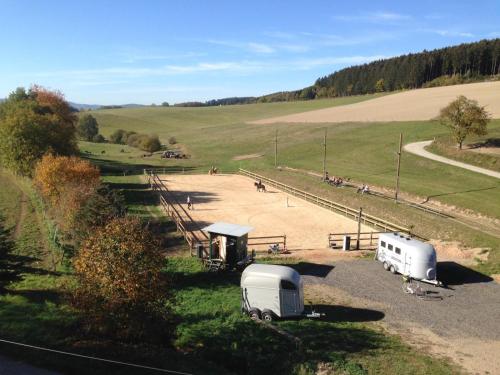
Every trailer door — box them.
[404,250,412,275]
[280,280,300,316]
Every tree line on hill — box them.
[174,38,500,107]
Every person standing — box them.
[187,195,193,210]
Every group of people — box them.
[357,184,370,194]
[208,166,218,175]
[324,172,344,187]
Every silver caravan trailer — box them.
[241,264,304,321]
[376,233,440,285]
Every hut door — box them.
[225,237,237,266]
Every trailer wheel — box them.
[383,262,389,271]
[248,309,260,320]
[261,310,273,322]
[389,265,397,274]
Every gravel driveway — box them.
[301,260,500,340]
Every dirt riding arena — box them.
[159,173,371,257]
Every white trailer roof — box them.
[202,222,253,237]
[241,264,301,286]
[380,232,435,253]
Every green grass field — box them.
[0,170,462,374]
[84,101,500,220]
[80,99,500,275]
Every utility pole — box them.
[274,129,278,168]
[356,207,363,250]
[395,133,403,202]
[322,128,327,179]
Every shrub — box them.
[77,114,99,141]
[34,154,100,231]
[92,134,105,143]
[168,136,177,145]
[73,217,169,341]
[72,185,126,244]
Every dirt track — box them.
[252,81,500,124]
[404,140,500,179]
[159,174,371,252]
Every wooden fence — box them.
[248,235,286,250]
[239,168,417,237]
[328,231,385,250]
[148,171,210,254]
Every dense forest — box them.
[177,38,500,107]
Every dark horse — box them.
[254,181,266,192]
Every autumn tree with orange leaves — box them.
[73,217,169,341]
[34,154,100,231]
[0,86,78,175]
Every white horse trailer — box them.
[376,233,441,285]
[241,264,304,321]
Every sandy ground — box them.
[252,81,500,124]
[159,174,371,253]
[232,153,264,161]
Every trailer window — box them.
[281,280,296,290]
[381,241,386,248]
[395,247,401,255]
[388,244,393,251]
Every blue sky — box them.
[1,0,499,104]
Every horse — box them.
[254,181,266,192]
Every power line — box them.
[0,338,192,375]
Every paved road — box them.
[404,140,500,179]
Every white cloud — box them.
[206,39,275,54]
[422,29,474,38]
[333,11,411,23]
[247,42,275,54]
[32,54,388,82]
[488,31,500,38]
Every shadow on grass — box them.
[438,261,493,285]
[82,156,198,176]
[469,137,500,148]
[314,304,385,322]
[423,184,499,202]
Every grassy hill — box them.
[82,97,500,274]
[84,97,500,219]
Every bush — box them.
[168,136,177,145]
[73,217,169,341]
[109,129,161,152]
[109,129,136,144]
[92,134,105,143]
[77,114,99,141]
[34,154,100,231]
[72,185,126,244]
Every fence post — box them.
[356,207,363,250]
[370,231,373,246]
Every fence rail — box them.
[148,171,209,253]
[239,168,416,237]
[248,235,286,249]
[328,231,385,250]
